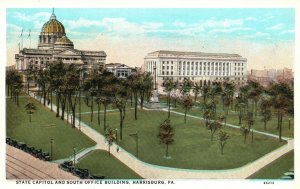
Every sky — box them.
[6,8,295,70]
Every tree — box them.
[222,81,235,110]
[259,94,272,130]
[113,79,128,140]
[83,72,99,123]
[36,69,50,106]
[180,95,194,123]
[158,119,174,158]
[95,96,103,128]
[236,96,246,125]
[246,111,254,130]
[6,69,23,107]
[193,82,201,102]
[105,128,116,156]
[240,125,250,143]
[25,102,37,122]
[139,73,153,109]
[128,74,142,120]
[203,99,216,129]
[269,82,293,142]
[101,71,117,129]
[206,113,223,141]
[49,61,66,117]
[218,131,230,155]
[247,81,263,116]
[65,65,80,128]
[180,78,193,96]
[210,82,222,101]
[163,78,177,118]
[25,65,35,95]
[201,84,210,108]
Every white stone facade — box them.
[105,63,135,78]
[144,50,247,87]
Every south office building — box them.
[144,50,247,87]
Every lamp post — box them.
[129,132,138,157]
[289,118,291,130]
[153,66,157,90]
[50,139,53,161]
[73,147,76,167]
[115,128,118,143]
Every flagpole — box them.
[20,28,23,50]
[28,29,31,48]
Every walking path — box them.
[30,93,294,179]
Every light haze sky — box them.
[6,8,295,70]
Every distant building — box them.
[15,10,106,72]
[144,50,247,87]
[105,63,136,78]
[248,68,294,87]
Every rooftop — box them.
[146,50,243,59]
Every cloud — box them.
[208,27,255,34]
[255,32,270,37]
[14,12,51,22]
[266,23,284,30]
[173,21,186,27]
[280,29,294,34]
[200,18,244,28]
[64,17,164,37]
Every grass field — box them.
[76,150,142,179]
[157,94,294,138]
[79,108,285,170]
[172,105,294,138]
[6,95,96,160]
[248,150,294,179]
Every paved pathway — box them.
[30,93,294,179]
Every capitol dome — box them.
[41,13,65,35]
[38,10,68,49]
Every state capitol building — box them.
[15,10,106,71]
[144,50,247,86]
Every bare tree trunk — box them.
[168,92,171,118]
[97,103,101,127]
[104,103,107,131]
[120,110,123,140]
[90,96,93,122]
[134,93,138,120]
[166,144,169,157]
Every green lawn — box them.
[173,105,294,138]
[77,150,142,179]
[79,108,285,170]
[248,150,294,179]
[6,95,96,160]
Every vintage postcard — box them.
[2,0,298,189]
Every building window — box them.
[162,71,165,75]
